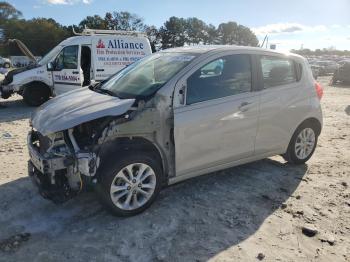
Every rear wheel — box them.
[95,152,163,216]
[283,124,318,164]
[23,83,50,106]
[3,62,10,68]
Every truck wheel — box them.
[3,62,10,68]
[283,123,318,165]
[23,84,50,106]
[95,152,163,217]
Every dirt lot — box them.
[0,76,349,262]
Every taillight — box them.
[315,82,323,100]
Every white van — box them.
[0,29,152,106]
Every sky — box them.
[7,0,350,51]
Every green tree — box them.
[79,15,107,30]
[217,22,258,46]
[159,16,187,49]
[185,17,208,45]
[203,24,218,44]
[145,25,161,52]
[3,18,70,56]
[0,1,21,21]
[104,11,146,31]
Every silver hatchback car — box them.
[28,46,323,216]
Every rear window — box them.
[260,56,297,88]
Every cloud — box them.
[252,23,327,36]
[45,0,92,5]
[331,24,341,29]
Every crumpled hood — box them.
[31,88,135,135]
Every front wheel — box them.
[283,125,318,164]
[3,62,10,68]
[95,152,163,216]
[23,84,50,106]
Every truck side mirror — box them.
[47,62,54,71]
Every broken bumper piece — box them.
[27,132,77,204]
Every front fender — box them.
[11,67,52,92]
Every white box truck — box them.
[0,29,152,106]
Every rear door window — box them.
[260,56,297,88]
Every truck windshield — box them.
[38,45,63,66]
[99,52,197,99]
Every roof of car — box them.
[160,45,301,58]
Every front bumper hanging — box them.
[27,131,77,203]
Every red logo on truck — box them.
[96,39,105,48]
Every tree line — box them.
[0,1,258,57]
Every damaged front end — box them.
[27,128,99,203]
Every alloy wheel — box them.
[110,163,157,211]
[294,128,316,160]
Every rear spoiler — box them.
[8,39,36,62]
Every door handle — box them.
[96,69,105,72]
[72,71,79,74]
[238,102,252,112]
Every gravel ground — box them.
[0,76,349,262]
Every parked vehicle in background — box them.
[310,64,320,79]
[332,61,350,84]
[0,56,11,68]
[312,60,339,76]
[27,46,323,216]
[0,29,152,106]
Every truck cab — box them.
[0,29,152,106]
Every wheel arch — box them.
[295,117,322,136]
[98,136,168,184]
[284,117,322,154]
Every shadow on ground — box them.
[0,158,307,262]
[0,97,34,123]
[345,105,350,116]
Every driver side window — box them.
[55,45,78,70]
[186,54,252,105]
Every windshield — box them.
[38,45,63,66]
[99,52,197,99]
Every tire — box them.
[283,123,318,165]
[3,62,10,68]
[22,84,50,106]
[95,152,163,216]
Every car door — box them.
[52,45,83,95]
[254,55,305,155]
[173,53,259,177]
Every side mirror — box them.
[47,62,54,71]
[178,84,186,105]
